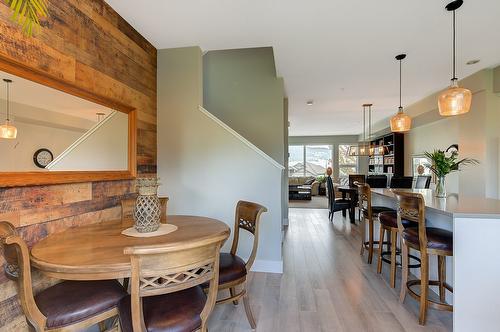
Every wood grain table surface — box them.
[30,215,230,281]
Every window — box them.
[288,144,332,177]
[338,144,358,184]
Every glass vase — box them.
[435,175,447,198]
[133,178,161,233]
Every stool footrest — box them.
[406,279,453,312]
[380,251,421,268]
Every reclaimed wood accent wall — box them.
[0,0,157,329]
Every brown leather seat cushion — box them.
[218,253,247,285]
[363,206,394,218]
[35,280,127,328]
[378,211,415,229]
[402,227,453,251]
[118,286,206,332]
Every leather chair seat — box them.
[402,227,453,252]
[118,286,206,332]
[363,206,394,218]
[378,211,416,229]
[35,280,127,329]
[218,253,247,285]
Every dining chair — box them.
[0,221,127,332]
[121,197,169,223]
[209,200,267,329]
[394,191,453,325]
[118,238,223,332]
[366,175,388,188]
[349,174,366,188]
[327,176,351,221]
[389,176,414,189]
[415,175,432,189]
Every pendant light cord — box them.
[399,58,402,108]
[5,81,9,121]
[452,9,456,80]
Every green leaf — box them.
[5,0,48,37]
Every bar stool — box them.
[355,182,393,264]
[394,191,453,325]
[377,211,420,288]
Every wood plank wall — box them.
[0,1,157,329]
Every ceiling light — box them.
[0,79,17,139]
[466,59,480,65]
[306,100,313,106]
[390,54,411,133]
[348,104,373,157]
[438,0,472,117]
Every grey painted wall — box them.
[203,47,285,165]
[157,46,283,271]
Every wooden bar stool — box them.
[355,182,393,264]
[394,191,453,325]
[377,211,420,288]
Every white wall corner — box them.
[250,259,283,274]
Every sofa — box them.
[288,176,321,196]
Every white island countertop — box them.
[371,188,500,219]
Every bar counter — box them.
[371,188,500,332]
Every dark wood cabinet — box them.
[368,133,404,177]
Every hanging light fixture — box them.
[0,79,17,139]
[438,0,471,116]
[348,104,372,157]
[390,54,412,132]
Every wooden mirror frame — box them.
[0,55,137,187]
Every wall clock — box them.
[33,148,54,169]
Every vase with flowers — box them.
[424,148,478,198]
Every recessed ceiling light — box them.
[306,100,313,106]
[466,59,480,65]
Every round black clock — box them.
[33,148,54,169]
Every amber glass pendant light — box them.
[390,54,411,132]
[0,78,17,139]
[438,0,471,116]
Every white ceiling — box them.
[0,70,113,122]
[106,0,500,136]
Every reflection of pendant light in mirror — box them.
[438,0,471,116]
[390,54,412,132]
[0,78,17,139]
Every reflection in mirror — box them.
[0,70,129,172]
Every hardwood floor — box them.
[208,208,453,331]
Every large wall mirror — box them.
[0,62,136,187]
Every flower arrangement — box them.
[423,147,478,197]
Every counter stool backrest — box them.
[355,182,372,220]
[393,191,427,248]
[124,240,223,332]
[230,200,267,272]
[0,221,47,329]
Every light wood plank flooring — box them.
[208,208,453,331]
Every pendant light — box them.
[0,79,17,139]
[438,0,471,116]
[390,54,412,132]
[348,104,372,157]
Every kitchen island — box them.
[371,188,500,332]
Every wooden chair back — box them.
[230,201,268,272]
[124,239,223,332]
[0,221,47,330]
[355,181,372,220]
[326,176,334,206]
[393,191,427,248]
[121,197,169,223]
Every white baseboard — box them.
[250,259,283,274]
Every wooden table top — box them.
[30,215,230,280]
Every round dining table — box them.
[30,215,230,281]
